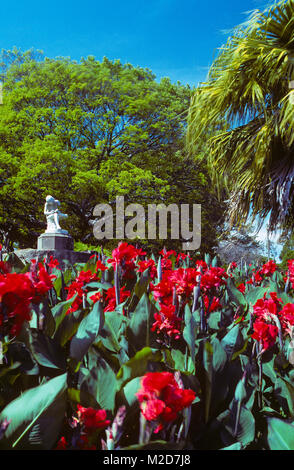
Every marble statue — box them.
[44,195,69,234]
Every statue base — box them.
[13,249,95,270]
[37,232,74,251]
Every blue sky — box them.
[1,0,271,86]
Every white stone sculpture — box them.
[44,195,68,234]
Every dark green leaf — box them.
[221,442,242,450]
[221,324,244,360]
[274,376,294,418]
[0,373,67,450]
[86,281,113,291]
[183,305,198,361]
[7,342,39,375]
[134,268,151,299]
[53,308,84,347]
[80,350,116,412]
[217,404,255,447]
[70,301,104,362]
[100,310,129,353]
[171,349,195,373]
[122,376,142,407]
[203,340,213,423]
[211,337,227,373]
[51,294,78,332]
[30,329,66,370]
[245,287,269,306]
[226,277,247,309]
[117,347,162,388]
[127,293,154,351]
[267,417,294,450]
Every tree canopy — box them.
[216,223,268,266]
[279,232,294,268]
[0,52,225,254]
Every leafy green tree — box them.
[279,232,294,269]
[216,224,266,266]
[187,0,294,233]
[0,47,44,79]
[0,53,225,253]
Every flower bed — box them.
[0,243,294,450]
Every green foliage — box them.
[3,241,294,449]
[183,305,198,361]
[267,417,294,450]
[29,329,66,370]
[70,301,105,362]
[0,373,67,449]
[187,0,294,233]
[217,224,266,265]
[127,293,154,352]
[279,233,294,270]
[0,52,224,255]
[74,241,103,253]
[80,346,117,412]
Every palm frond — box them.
[187,0,294,232]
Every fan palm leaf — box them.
[187,0,294,231]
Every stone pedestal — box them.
[14,249,96,270]
[37,232,74,251]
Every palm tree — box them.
[187,0,294,233]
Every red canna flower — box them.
[45,255,60,270]
[280,303,294,334]
[77,405,111,433]
[158,250,177,271]
[260,260,277,277]
[152,304,182,339]
[66,270,99,314]
[89,291,103,304]
[0,261,11,274]
[251,320,278,350]
[108,242,138,274]
[200,267,228,291]
[287,260,294,289]
[176,253,191,264]
[169,268,198,298]
[55,436,68,450]
[96,260,107,272]
[253,293,283,321]
[269,292,283,304]
[150,270,174,306]
[136,372,196,433]
[159,249,177,259]
[135,247,147,257]
[0,265,55,337]
[195,260,208,272]
[203,295,222,313]
[161,257,173,270]
[29,263,55,302]
[140,398,166,422]
[104,285,130,312]
[137,259,157,280]
[237,283,246,294]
